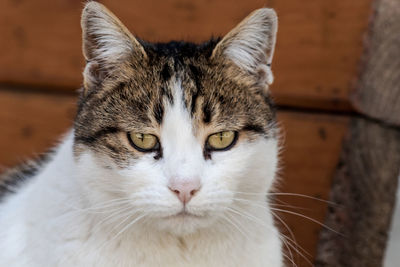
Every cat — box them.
[0,2,282,266]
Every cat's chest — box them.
[60,232,277,267]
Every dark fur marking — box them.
[142,38,220,63]
[154,147,163,160]
[117,82,128,100]
[0,153,51,203]
[153,100,164,125]
[188,64,202,91]
[133,99,149,113]
[262,94,277,123]
[243,124,265,134]
[203,150,212,160]
[160,64,172,81]
[190,90,200,115]
[105,143,119,154]
[218,95,226,105]
[188,64,203,115]
[76,126,120,145]
[202,101,212,124]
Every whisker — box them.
[111,213,147,240]
[271,207,343,236]
[270,203,310,211]
[92,213,146,256]
[232,197,341,236]
[63,197,133,213]
[268,192,338,206]
[273,211,310,257]
[226,207,298,267]
[232,197,308,211]
[233,191,338,206]
[272,211,313,266]
[219,214,248,238]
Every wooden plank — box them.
[0,89,76,170]
[0,0,372,110]
[0,89,349,266]
[0,0,83,89]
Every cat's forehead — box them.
[125,40,274,131]
[77,40,275,140]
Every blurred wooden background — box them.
[0,0,374,265]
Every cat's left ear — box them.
[212,8,277,86]
[81,2,146,95]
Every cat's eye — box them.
[128,132,159,152]
[206,131,237,151]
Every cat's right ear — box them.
[81,2,146,95]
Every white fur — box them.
[0,78,283,266]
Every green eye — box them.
[207,131,237,150]
[128,133,159,152]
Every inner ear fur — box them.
[211,8,278,86]
[80,2,147,95]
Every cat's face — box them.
[74,2,278,235]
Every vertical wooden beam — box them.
[353,0,400,126]
[315,119,400,266]
[315,0,400,265]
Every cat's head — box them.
[73,2,278,235]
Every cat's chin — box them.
[153,211,217,235]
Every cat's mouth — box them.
[177,210,200,217]
[167,209,205,220]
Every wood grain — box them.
[276,111,349,266]
[0,89,76,170]
[0,89,349,266]
[0,0,372,110]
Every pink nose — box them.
[168,180,201,204]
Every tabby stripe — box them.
[75,127,120,145]
[202,101,212,124]
[242,124,265,134]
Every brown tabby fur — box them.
[74,2,277,167]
